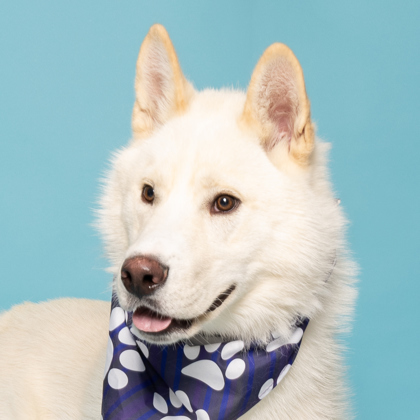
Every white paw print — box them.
[266,327,303,352]
[152,387,209,419]
[151,339,247,419]
[133,338,209,419]
[180,339,245,390]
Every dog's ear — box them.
[132,24,194,140]
[241,44,314,166]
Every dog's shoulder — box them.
[0,298,110,343]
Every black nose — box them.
[121,256,169,298]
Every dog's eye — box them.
[142,185,155,204]
[212,195,239,214]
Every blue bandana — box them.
[102,294,308,420]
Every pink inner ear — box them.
[143,42,172,121]
[268,101,294,147]
[259,59,298,150]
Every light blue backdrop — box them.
[1,1,419,418]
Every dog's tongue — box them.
[132,308,172,333]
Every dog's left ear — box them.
[241,43,314,166]
[132,24,194,140]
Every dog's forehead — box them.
[130,101,277,190]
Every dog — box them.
[0,24,357,419]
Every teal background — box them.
[1,1,419,418]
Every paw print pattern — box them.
[178,340,246,391]
[154,389,200,419]
[148,340,249,419]
[102,296,309,420]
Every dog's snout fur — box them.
[121,256,169,298]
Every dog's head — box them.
[98,25,341,345]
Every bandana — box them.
[102,294,308,420]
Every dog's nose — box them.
[121,256,169,298]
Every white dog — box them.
[0,24,356,419]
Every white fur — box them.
[0,39,356,419]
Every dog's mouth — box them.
[131,284,236,336]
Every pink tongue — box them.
[132,310,172,333]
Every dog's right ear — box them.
[132,24,194,140]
